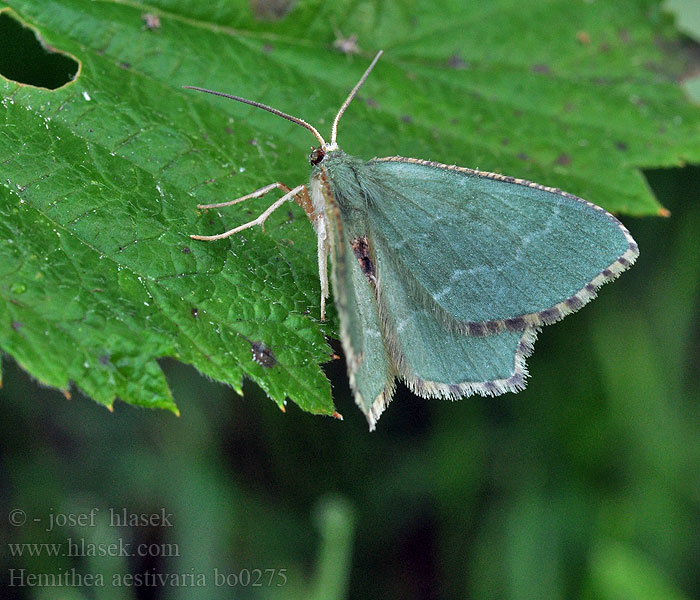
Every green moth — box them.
[186,51,638,430]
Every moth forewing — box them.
[312,161,397,428]
[364,156,639,331]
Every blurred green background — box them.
[2,0,700,598]
[1,166,699,598]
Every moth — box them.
[186,51,638,430]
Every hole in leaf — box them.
[0,10,79,89]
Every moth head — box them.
[183,51,383,155]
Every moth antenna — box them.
[330,50,383,147]
[183,86,326,146]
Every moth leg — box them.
[196,182,293,209]
[317,216,329,322]
[190,184,306,241]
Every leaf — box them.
[1,0,699,417]
[588,541,692,600]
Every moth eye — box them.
[309,147,325,165]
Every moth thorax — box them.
[309,147,325,165]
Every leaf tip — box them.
[62,388,71,400]
[658,207,671,217]
[332,411,344,421]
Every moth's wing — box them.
[326,200,395,430]
[372,235,534,400]
[365,157,639,332]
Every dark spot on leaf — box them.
[400,115,412,123]
[563,102,575,112]
[333,34,360,55]
[365,97,378,108]
[251,341,277,368]
[615,141,628,151]
[182,246,191,254]
[202,132,209,139]
[250,0,294,20]
[447,54,469,70]
[576,31,591,45]
[142,13,161,30]
[99,354,110,365]
[555,153,571,166]
[517,152,530,161]
[501,138,510,146]
[248,138,258,146]
[191,307,198,318]
[514,109,522,117]
[119,62,131,70]
[450,118,459,125]
[531,63,551,75]
[263,43,273,53]
[619,29,630,44]
[599,43,610,52]
[11,320,22,330]
[225,126,233,135]
[0,12,79,89]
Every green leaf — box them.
[588,541,692,600]
[1,0,699,416]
